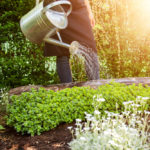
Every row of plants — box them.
[6,82,150,136]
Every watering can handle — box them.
[42,0,72,16]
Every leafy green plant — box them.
[0,125,5,130]
[0,0,60,89]
[6,87,96,136]
[6,82,150,136]
[0,32,59,88]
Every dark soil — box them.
[1,115,150,150]
[0,122,75,150]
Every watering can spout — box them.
[44,37,79,55]
[44,37,70,49]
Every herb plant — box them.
[6,82,150,136]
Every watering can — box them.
[20,0,79,53]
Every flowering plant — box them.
[69,96,150,150]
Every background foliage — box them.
[1,0,150,89]
[90,0,150,78]
[0,0,59,89]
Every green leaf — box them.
[0,125,5,130]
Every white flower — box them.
[84,127,90,131]
[75,128,79,131]
[97,98,105,102]
[94,110,100,115]
[123,101,133,105]
[93,95,96,99]
[135,104,141,107]
[91,123,95,128]
[76,123,82,126]
[80,137,86,141]
[104,111,109,114]
[136,96,142,99]
[76,119,82,122]
[136,120,142,124]
[104,129,112,135]
[86,118,93,121]
[142,97,149,100]
[144,110,150,115]
[131,104,141,107]
[86,114,92,118]
[68,126,72,130]
[131,114,136,117]
[94,127,100,131]
[108,140,119,147]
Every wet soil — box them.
[0,122,75,150]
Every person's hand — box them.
[89,11,95,27]
[86,0,95,27]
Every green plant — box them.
[0,125,5,130]
[0,32,59,88]
[6,82,150,136]
[6,87,96,136]
[0,0,59,89]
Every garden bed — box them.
[0,115,150,150]
[1,78,150,150]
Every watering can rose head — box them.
[69,41,80,55]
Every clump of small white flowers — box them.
[94,110,100,115]
[123,101,133,105]
[80,137,86,141]
[93,94,105,102]
[76,119,82,123]
[69,97,150,150]
[67,126,72,130]
[93,94,106,110]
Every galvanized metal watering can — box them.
[20,0,79,52]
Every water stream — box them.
[70,42,100,80]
